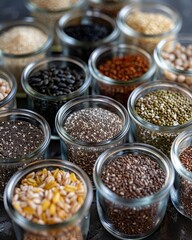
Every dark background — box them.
[0,0,192,240]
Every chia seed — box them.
[101,153,166,235]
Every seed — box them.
[0,78,11,110]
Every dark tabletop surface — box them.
[1,0,192,240]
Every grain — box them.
[31,0,79,11]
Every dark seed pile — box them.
[179,146,192,217]
[28,65,85,97]
[63,24,111,42]
[101,153,166,235]
[63,107,124,180]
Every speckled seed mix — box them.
[12,168,85,239]
[0,120,44,197]
[134,89,192,155]
[63,107,123,179]
[101,154,166,235]
[161,43,192,88]
[178,146,192,217]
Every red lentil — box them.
[99,55,149,81]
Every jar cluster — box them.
[1,1,192,240]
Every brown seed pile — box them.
[161,43,192,88]
[101,153,166,235]
[63,107,124,179]
[178,146,192,217]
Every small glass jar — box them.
[117,2,182,54]
[87,0,133,18]
[89,43,156,107]
[4,159,93,240]
[154,35,192,89]
[0,67,17,110]
[93,143,174,239]
[127,81,192,157]
[171,129,192,219]
[0,17,53,97]
[0,109,51,200]
[57,10,120,63]
[25,0,86,50]
[55,95,130,182]
[21,56,91,139]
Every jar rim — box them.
[0,108,51,163]
[4,159,93,231]
[0,67,17,108]
[55,95,130,147]
[21,56,91,101]
[0,17,53,58]
[127,80,192,132]
[93,143,174,207]
[56,10,120,47]
[25,0,86,14]
[154,34,192,75]
[171,129,192,181]
[89,43,156,85]
[117,2,182,39]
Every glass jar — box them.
[56,10,120,63]
[171,129,192,219]
[25,0,86,51]
[93,143,174,239]
[0,17,53,97]
[87,0,133,18]
[117,2,182,54]
[55,95,130,182]
[21,56,91,139]
[4,159,93,240]
[89,43,156,107]
[154,35,192,89]
[127,81,192,157]
[0,67,17,110]
[0,109,51,200]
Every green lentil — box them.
[135,89,192,126]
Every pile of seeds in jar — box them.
[0,78,11,107]
[178,146,192,217]
[27,64,85,135]
[101,153,166,235]
[0,120,44,196]
[161,43,192,88]
[30,0,79,10]
[125,12,174,52]
[12,167,85,239]
[63,107,123,179]
[134,89,192,155]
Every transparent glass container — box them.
[0,17,53,97]
[154,35,192,89]
[25,0,86,51]
[127,81,192,157]
[89,43,156,107]
[4,159,93,240]
[87,0,133,18]
[57,10,120,63]
[0,67,17,110]
[171,129,192,219]
[93,143,174,239]
[0,109,51,200]
[21,56,91,139]
[55,95,130,182]
[117,2,182,54]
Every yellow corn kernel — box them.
[50,203,56,215]
[26,172,35,179]
[42,168,48,176]
[27,178,38,187]
[44,181,57,190]
[77,183,83,191]
[53,191,60,204]
[53,168,59,178]
[13,202,22,212]
[23,206,35,215]
[41,212,47,223]
[77,196,84,205]
[70,173,77,182]
[36,176,42,185]
[64,185,77,192]
[42,200,51,211]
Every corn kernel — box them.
[53,191,60,204]
[27,178,38,187]
[53,168,59,178]
[50,203,56,215]
[44,181,57,190]
[70,173,77,182]
[64,185,77,192]
[42,200,51,211]
[23,206,35,215]
[77,196,84,204]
